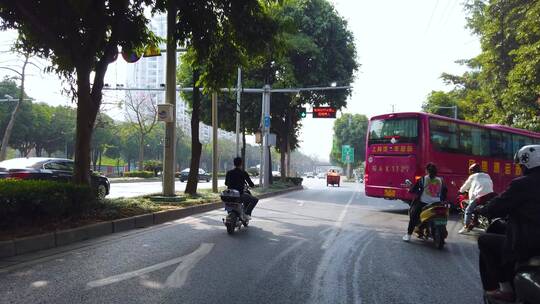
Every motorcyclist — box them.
[225,157,259,220]
[476,145,540,302]
[458,163,494,234]
[403,163,447,242]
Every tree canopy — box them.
[330,113,368,167]
[425,1,540,131]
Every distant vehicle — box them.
[272,171,281,177]
[306,172,314,178]
[0,157,110,200]
[364,112,540,205]
[178,168,210,182]
[317,172,325,179]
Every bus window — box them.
[430,119,459,153]
[368,118,418,144]
[512,134,533,155]
[471,127,490,156]
[490,131,513,160]
[459,125,473,154]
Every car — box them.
[0,157,110,200]
[272,171,281,177]
[305,172,314,178]
[178,168,211,182]
[317,172,326,179]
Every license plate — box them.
[384,189,396,198]
[434,219,447,225]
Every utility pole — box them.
[235,67,241,157]
[347,116,352,179]
[262,84,271,189]
[162,2,176,196]
[212,92,218,193]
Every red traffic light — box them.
[312,107,337,118]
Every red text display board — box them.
[312,107,337,118]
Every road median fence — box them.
[0,181,303,259]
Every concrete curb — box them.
[0,185,303,259]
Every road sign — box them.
[313,107,337,118]
[264,116,270,128]
[342,145,354,163]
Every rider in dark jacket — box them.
[476,145,540,301]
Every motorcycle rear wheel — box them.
[433,226,445,249]
[226,223,235,234]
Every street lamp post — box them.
[430,105,457,119]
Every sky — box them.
[0,0,481,162]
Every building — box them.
[126,15,233,143]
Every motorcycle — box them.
[415,202,450,249]
[458,192,497,231]
[220,187,250,235]
[482,219,540,304]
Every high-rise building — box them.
[125,14,235,144]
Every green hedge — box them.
[272,177,303,186]
[0,179,94,228]
[123,171,154,178]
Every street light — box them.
[430,105,458,119]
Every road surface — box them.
[0,178,483,303]
[108,179,227,198]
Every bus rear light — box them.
[364,174,368,183]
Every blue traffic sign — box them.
[264,116,270,128]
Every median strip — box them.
[0,183,303,259]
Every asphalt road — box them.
[0,178,483,304]
[108,179,227,198]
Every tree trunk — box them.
[138,133,145,171]
[241,129,246,170]
[98,150,102,171]
[279,137,287,178]
[73,67,99,185]
[185,70,202,195]
[0,56,28,161]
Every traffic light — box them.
[299,107,307,119]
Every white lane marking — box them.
[86,243,214,289]
[298,200,305,207]
[165,243,214,288]
[321,191,357,250]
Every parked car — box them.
[0,157,110,199]
[272,171,281,177]
[178,168,211,182]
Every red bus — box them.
[364,112,540,205]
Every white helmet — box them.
[514,145,540,169]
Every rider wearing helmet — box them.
[458,163,494,234]
[476,145,540,302]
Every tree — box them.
[422,91,462,119]
[178,0,358,178]
[124,92,158,170]
[171,0,277,195]
[459,0,540,130]
[0,52,33,161]
[0,1,158,185]
[330,113,368,168]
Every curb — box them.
[0,185,303,259]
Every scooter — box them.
[482,219,540,304]
[220,188,250,235]
[415,202,450,249]
[458,192,497,231]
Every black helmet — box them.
[469,163,481,174]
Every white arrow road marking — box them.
[165,243,214,288]
[297,200,305,206]
[86,243,214,289]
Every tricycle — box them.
[326,170,340,187]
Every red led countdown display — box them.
[312,107,337,118]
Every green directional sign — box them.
[342,145,354,164]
